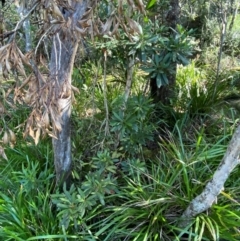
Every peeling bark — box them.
[50,36,78,185]
[50,1,90,185]
[180,125,240,227]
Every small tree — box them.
[0,0,154,184]
[0,0,95,184]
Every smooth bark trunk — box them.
[17,4,32,52]
[180,125,240,227]
[50,35,78,185]
[229,1,239,32]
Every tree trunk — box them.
[179,125,240,227]
[150,77,174,104]
[50,37,77,185]
[228,1,239,32]
[150,0,180,104]
[50,1,89,185]
[16,3,32,52]
[124,56,135,103]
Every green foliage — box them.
[1,100,240,241]
[142,25,193,88]
[85,129,237,241]
[0,144,66,240]
[211,205,240,240]
[110,94,156,154]
[1,2,240,241]
[94,13,194,89]
[51,150,118,234]
[175,61,230,115]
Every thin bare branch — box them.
[6,1,40,42]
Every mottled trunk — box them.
[50,35,78,185]
[124,56,135,103]
[50,1,89,185]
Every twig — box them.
[228,1,239,32]
[103,50,110,136]
[35,25,53,55]
[213,3,227,98]
[7,1,39,42]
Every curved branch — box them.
[180,125,240,227]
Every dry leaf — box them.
[0,44,10,57]
[5,59,11,72]
[19,75,32,89]
[16,62,27,77]
[0,102,5,114]
[49,106,62,131]
[52,2,64,20]
[81,7,92,19]
[127,0,136,9]
[29,126,35,140]
[2,131,9,145]
[78,19,90,28]
[17,47,31,66]
[34,128,41,145]
[127,18,141,34]
[135,0,146,14]
[46,129,58,139]
[0,146,8,160]
[9,129,16,143]
[102,17,113,34]
[74,26,87,35]
[58,96,71,113]
[42,111,50,128]
[71,85,80,94]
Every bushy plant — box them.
[110,94,156,155]
[51,150,118,237]
[0,144,72,240]
[175,61,229,115]
[87,128,240,241]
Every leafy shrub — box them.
[51,150,118,236]
[175,61,229,115]
[110,94,156,155]
[0,145,67,241]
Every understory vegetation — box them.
[0,0,240,240]
[1,61,240,240]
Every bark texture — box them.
[124,56,135,103]
[50,1,89,185]
[180,125,240,227]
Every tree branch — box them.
[179,125,240,227]
[2,1,39,42]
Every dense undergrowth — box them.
[0,57,240,241]
[1,10,240,240]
